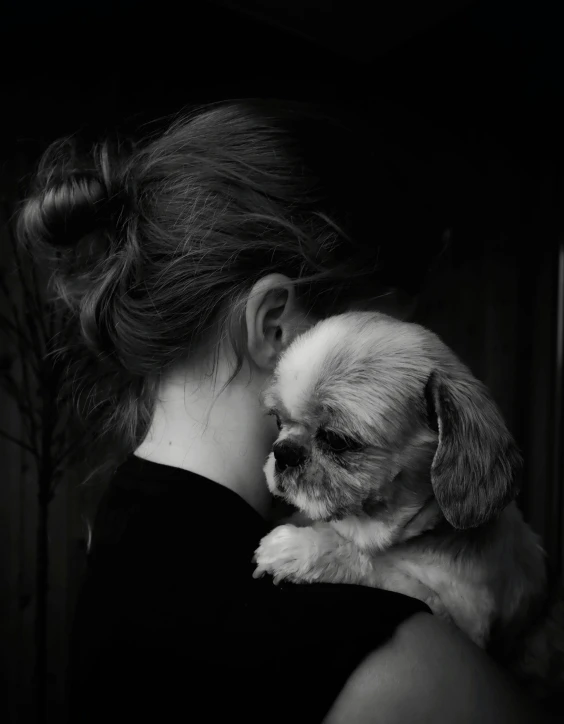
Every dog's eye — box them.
[267,410,282,430]
[317,429,362,453]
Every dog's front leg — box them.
[363,557,453,623]
[253,522,351,585]
[253,523,453,622]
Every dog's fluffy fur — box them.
[254,311,564,706]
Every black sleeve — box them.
[67,568,430,724]
[217,578,431,723]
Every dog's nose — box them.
[273,441,307,472]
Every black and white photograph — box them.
[1,0,563,722]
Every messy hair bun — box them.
[18,135,132,249]
[17,135,140,361]
[15,132,153,464]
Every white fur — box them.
[262,453,277,493]
[293,492,331,521]
[275,318,346,420]
[332,516,399,552]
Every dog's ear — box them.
[424,370,521,529]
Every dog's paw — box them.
[253,524,320,585]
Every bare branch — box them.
[54,433,88,472]
[0,261,46,368]
[24,309,47,369]
[0,300,42,388]
[0,370,21,398]
[0,314,34,349]
[15,357,41,454]
[49,471,64,498]
[0,427,39,458]
[5,211,46,330]
[0,396,37,432]
[0,367,40,447]
[0,276,33,340]
[29,260,49,342]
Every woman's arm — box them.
[323,612,557,724]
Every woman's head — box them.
[16,98,447,461]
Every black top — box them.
[66,455,430,723]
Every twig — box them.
[22,357,41,451]
[1,232,45,368]
[0,282,38,357]
[0,311,35,350]
[53,429,90,474]
[5,211,48,344]
[0,373,37,443]
[0,427,39,458]
[29,256,49,344]
[1,245,45,453]
[0,371,22,399]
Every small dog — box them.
[254,311,564,704]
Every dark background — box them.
[1,0,563,722]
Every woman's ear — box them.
[425,370,522,529]
[245,273,311,371]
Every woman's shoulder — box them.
[88,456,268,561]
[323,612,551,724]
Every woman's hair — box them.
[15,98,447,473]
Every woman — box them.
[18,99,550,723]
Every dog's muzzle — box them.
[273,440,307,473]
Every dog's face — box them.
[261,311,521,534]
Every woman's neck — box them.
[135,362,277,520]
